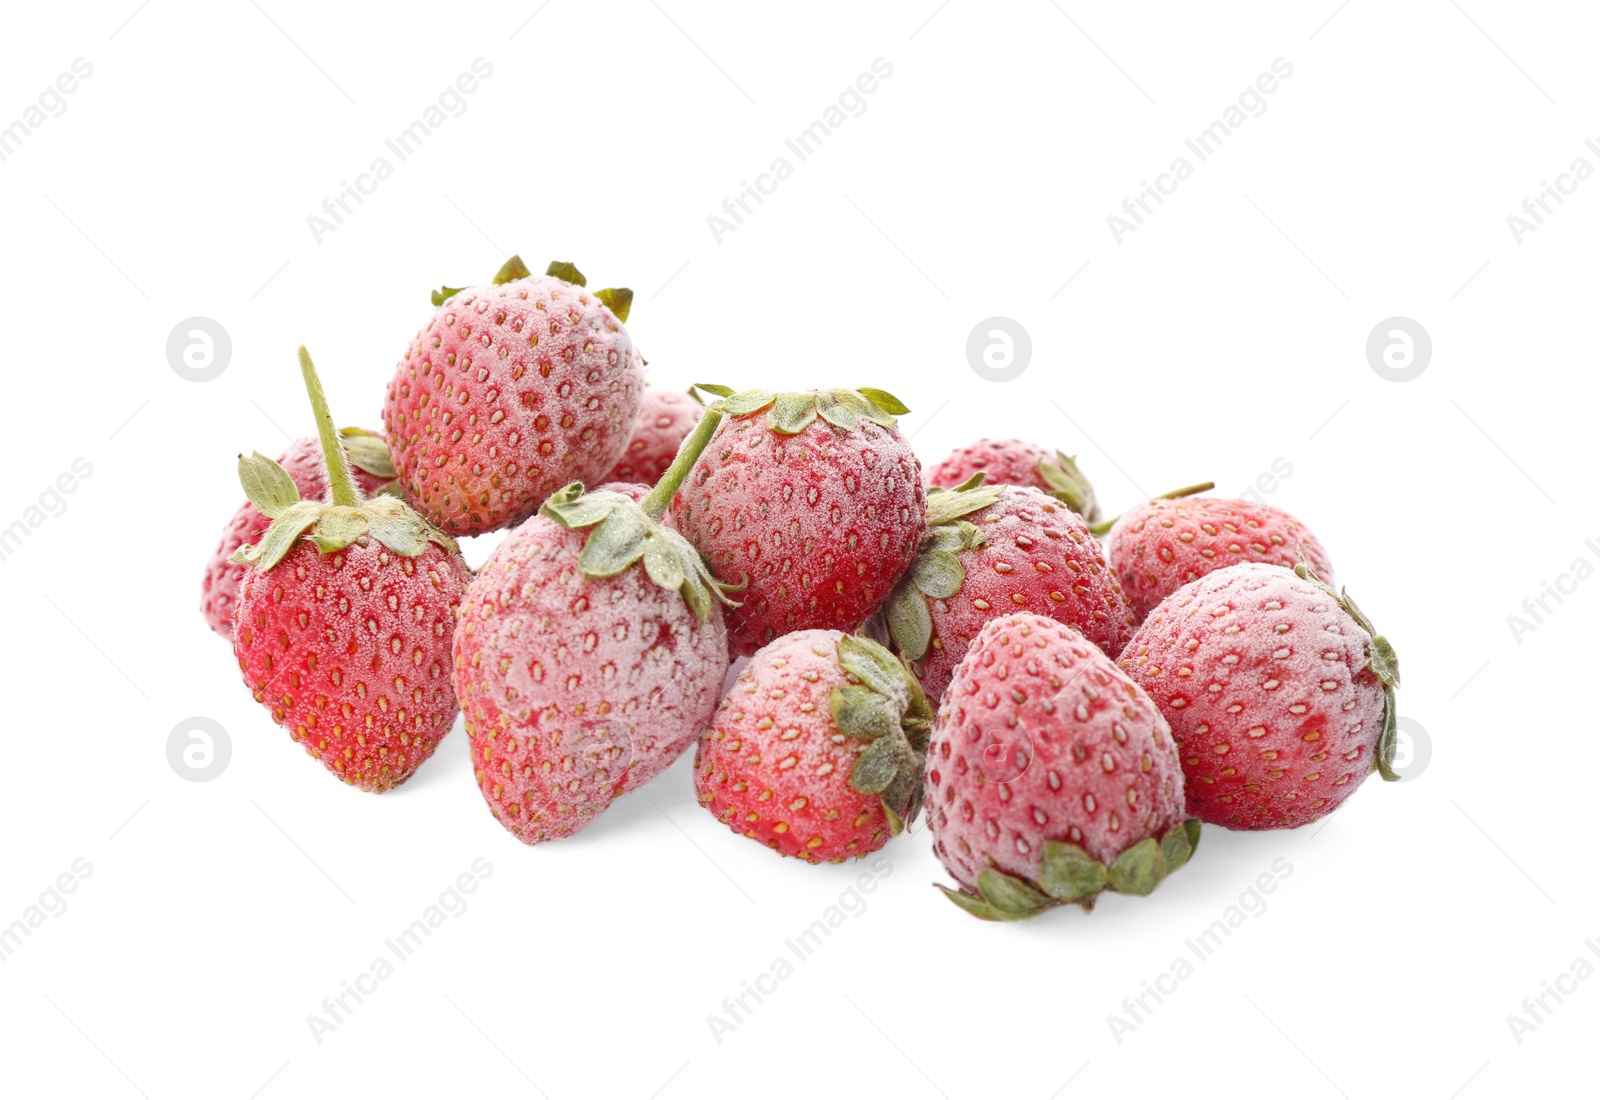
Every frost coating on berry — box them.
[669,405,926,656]
[694,630,927,863]
[383,274,644,536]
[1108,496,1334,621]
[890,485,1135,702]
[604,389,703,485]
[1118,562,1385,829]
[452,514,729,844]
[201,433,392,638]
[927,614,1186,899]
[232,539,470,791]
[925,438,1099,521]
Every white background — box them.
[1,2,1591,1097]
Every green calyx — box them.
[545,402,734,623]
[431,256,632,322]
[829,635,934,836]
[232,348,458,571]
[936,819,1202,922]
[1038,450,1100,522]
[885,474,1003,662]
[540,483,737,625]
[692,384,909,434]
[1293,562,1402,782]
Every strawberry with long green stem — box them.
[453,402,737,843]
[232,348,471,792]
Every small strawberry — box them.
[925,438,1100,521]
[694,630,932,863]
[232,349,471,791]
[383,256,645,536]
[1118,562,1399,829]
[668,386,925,657]
[1105,492,1333,622]
[926,613,1197,921]
[453,405,734,844]
[604,388,704,485]
[200,429,395,638]
[885,478,1137,702]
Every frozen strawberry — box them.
[200,429,395,638]
[925,438,1099,521]
[1119,562,1399,829]
[926,613,1196,921]
[886,477,1137,702]
[232,349,470,791]
[604,388,703,485]
[383,256,644,536]
[668,386,925,656]
[453,406,734,843]
[1106,493,1334,621]
[695,630,932,862]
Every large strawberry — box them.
[885,477,1137,702]
[1118,562,1399,829]
[926,613,1197,921]
[1106,493,1333,621]
[925,437,1099,521]
[452,405,734,844]
[232,349,471,791]
[383,256,644,536]
[200,429,394,638]
[694,630,931,863]
[604,388,704,485]
[668,386,925,656]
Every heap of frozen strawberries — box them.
[201,256,1401,922]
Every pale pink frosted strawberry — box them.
[668,387,925,657]
[1119,562,1399,829]
[232,349,470,792]
[1107,495,1334,621]
[886,480,1136,702]
[926,613,1195,920]
[383,256,644,536]
[604,389,703,485]
[452,411,734,844]
[925,438,1099,521]
[200,430,394,638]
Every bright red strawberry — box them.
[453,408,733,843]
[926,613,1196,920]
[668,386,925,657]
[383,256,644,536]
[925,438,1099,521]
[201,429,394,638]
[886,479,1137,702]
[1107,493,1334,622]
[232,349,470,792]
[604,388,703,485]
[695,630,932,863]
[1118,562,1399,829]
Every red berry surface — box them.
[926,614,1185,895]
[604,389,703,485]
[1119,562,1389,829]
[383,274,644,536]
[453,513,729,844]
[233,539,470,791]
[694,630,926,863]
[1108,496,1334,621]
[669,393,925,656]
[200,434,391,638]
